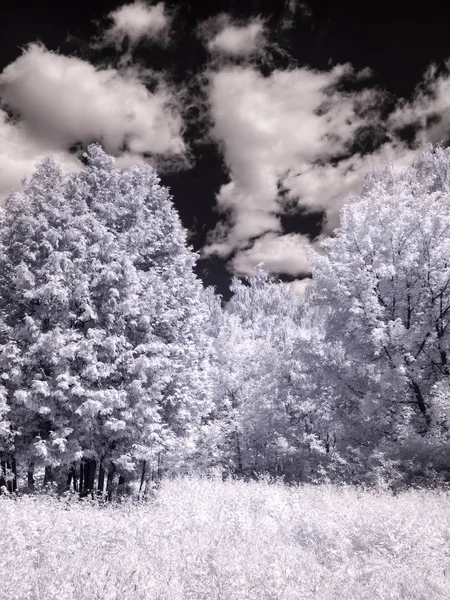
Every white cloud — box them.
[202,62,424,275]
[232,232,312,276]
[204,65,382,255]
[0,44,184,156]
[0,43,186,200]
[208,20,266,57]
[104,2,171,47]
[283,141,417,233]
[0,108,81,200]
[2,5,450,288]
[388,62,450,146]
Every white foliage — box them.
[0,145,214,482]
[1,477,450,599]
[307,145,450,480]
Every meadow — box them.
[1,476,450,600]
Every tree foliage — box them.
[0,145,213,495]
[308,145,450,483]
[2,144,450,494]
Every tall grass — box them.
[1,476,450,599]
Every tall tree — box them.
[211,270,327,480]
[308,145,450,483]
[0,145,213,494]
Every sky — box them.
[1,0,450,298]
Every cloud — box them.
[202,60,430,276]
[388,62,450,146]
[281,1,312,29]
[232,232,312,276]
[0,108,81,200]
[207,18,266,57]
[283,140,416,232]
[103,1,171,47]
[0,43,186,200]
[203,64,387,257]
[2,3,450,287]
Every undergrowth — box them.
[1,475,450,599]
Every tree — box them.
[308,145,450,483]
[0,145,213,495]
[209,269,328,480]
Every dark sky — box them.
[0,0,449,297]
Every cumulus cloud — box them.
[232,232,312,276]
[202,61,424,275]
[204,65,384,255]
[103,1,171,47]
[2,2,450,286]
[0,108,81,200]
[0,43,186,200]
[207,19,266,57]
[388,62,450,146]
[283,140,416,232]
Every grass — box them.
[1,475,450,599]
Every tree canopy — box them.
[2,144,450,494]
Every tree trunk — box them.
[10,457,17,493]
[139,461,147,499]
[0,458,6,491]
[67,467,73,491]
[44,465,54,486]
[5,459,11,493]
[117,475,126,498]
[86,459,97,498]
[106,467,115,502]
[410,380,431,427]
[0,457,17,493]
[79,462,84,496]
[157,453,162,481]
[235,428,243,475]
[80,459,96,498]
[66,464,78,492]
[27,462,35,490]
[97,463,105,498]
[72,464,78,492]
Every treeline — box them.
[1,144,450,497]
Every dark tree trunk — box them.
[157,453,162,481]
[106,467,115,502]
[72,464,78,492]
[85,459,96,498]
[139,461,147,498]
[67,464,78,492]
[79,462,84,496]
[410,380,431,426]
[117,475,126,498]
[97,463,105,498]
[27,462,35,490]
[80,459,96,498]
[10,457,17,493]
[44,466,54,486]
[235,428,243,475]
[0,458,6,490]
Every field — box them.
[1,476,450,599]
